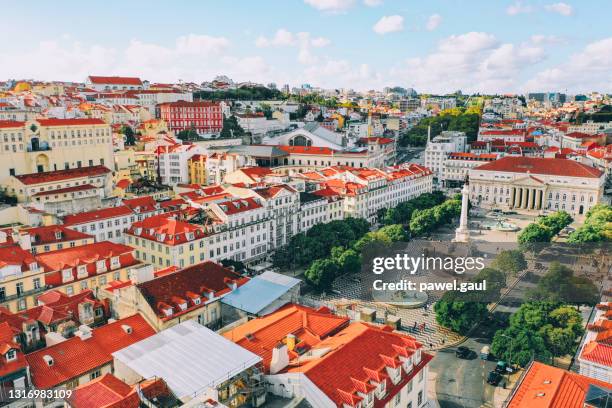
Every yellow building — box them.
[188,154,207,185]
[125,213,208,270]
[0,241,141,313]
[0,118,113,186]
[103,261,248,332]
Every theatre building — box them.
[468,157,604,216]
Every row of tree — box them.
[398,110,481,147]
[517,211,573,248]
[193,86,284,101]
[567,204,612,243]
[491,302,584,367]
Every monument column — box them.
[454,176,470,242]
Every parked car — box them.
[487,371,502,386]
[456,346,471,359]
[495,361,508,374]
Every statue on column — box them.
[454,174,471,243]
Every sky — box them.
[1,0,611,94]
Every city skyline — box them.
[1,0,611,94]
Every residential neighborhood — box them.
[0,1,610,407]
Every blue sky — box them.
[1,0,611,93]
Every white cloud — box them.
[255,29,296,47]
[304,0,355,12]
[524,37,612,92]
[363,0,383,6]
[506,1,534,15]
[0,35,275,85]
[373,15,404,35]
[425,14,442,31]
[311,37,331,48]
[386,32,548,93]
[544,2,573,16]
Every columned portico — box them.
[510,186,547,211]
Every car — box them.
[455,346,471,359]
[495,361,508,374]
[487,371,502,386]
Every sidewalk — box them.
[492,369,523,407]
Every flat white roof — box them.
[112,320,261,400]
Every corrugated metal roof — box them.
[112,320,261,400]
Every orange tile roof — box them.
[223,304,350,370]
[216,197,263,215]
[14,165,111,185]
[0,246,36,271]
[126,213,205,245]
[507,362,612,408]
[26,314,155,389]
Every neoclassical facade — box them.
[468,157,604,216]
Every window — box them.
[33,278,41,290]
[17,299,26,311]
[0,287,4,301]
[90,370,102,380]
[393,393,400,406]
[6,349,16,361]
[16,282,24,296]
[417,391,422,406]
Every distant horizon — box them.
[1,0,611,94]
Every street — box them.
[430,326,499,408]
[397,147,425,165]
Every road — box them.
[396,147,425,164]
[429,325,500,408]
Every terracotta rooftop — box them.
[474,157,603,178]
[14,165,111,185]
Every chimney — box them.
[18,232,31,251]
[121,324,133,334]
[286,334,296,351]
[43,355,54,367]
[270,343,289,374]
[75,325,92,340]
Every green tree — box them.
[177,128,200,141]
[434,292,489,334]
[220,115,246,139]
[491,250,527,279]
[518,223,553,249]
[304,258,339,291]
[378,224,408,242]
[527,262,598,306]
[537,211,573,235]
[491,326,551,367]
[122,125,136,145]
[336,249,361,275]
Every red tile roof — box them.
[507,362,612,408]
[238,167,274,182]
[278,145,337,155]
[287,322,431,408]
[474,157,603,178]
[136,261,248,320]
[67,373,138,408]
[36,241,138,286]
[0,246,36,271]
[88,76,143,86]
[63,205,133,225]
[26,314,155,389]
[157,101,220,108]
[6,225,93,245]
[216,197,263,215]
[36,118,107,127]
[14,165,111,185]
[122,195,159,213]
[126,213,205,245]
[0,120,25,129]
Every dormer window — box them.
[163,308,173,317]
[55,231,62,240]
[29,262,39,271]
[62,268,73,283]
[77,265,88,278]
[415,348,422,364]
[96,260,107,273]
[110,256,120,269]
[6,349,16,362]
[186,232,194,241]
[375,380,386,399]
[178,302,187,311]
[388,366,401,385]
[193,298,201,305]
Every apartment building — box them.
[441,153,498,188]
[424,131,467,179]
[156,101,223,136]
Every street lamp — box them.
[501,334,514,369]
